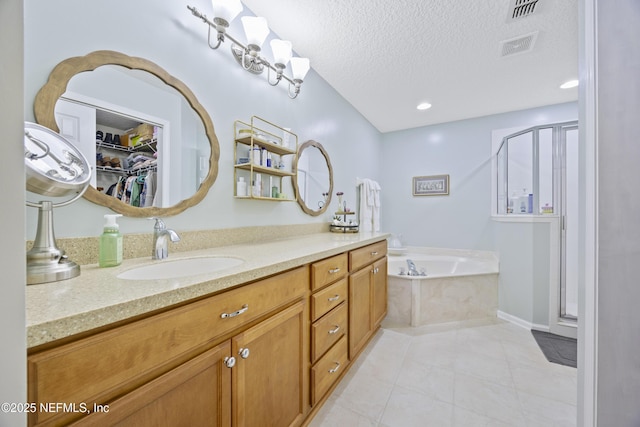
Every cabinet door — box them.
[348,267,372,359]
[371,257,388,329]
[232,300,308,427]
[74,342,232,427]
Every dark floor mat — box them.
[531,330,577,368]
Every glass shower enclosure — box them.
[496,121,579,323]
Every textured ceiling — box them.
[240,0,579,133]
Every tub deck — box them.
[386,247,499,327]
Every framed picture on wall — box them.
[412,174,450,196]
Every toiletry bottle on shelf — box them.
[261,147,267,166]
[237,176,247,197]
[99,214,123,267]
[253,173,262,197]
[251,145,261,165]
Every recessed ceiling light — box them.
[560,80,579,89]
[417,102,432,110]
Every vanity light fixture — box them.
[187,1,311,99]
[560,79,579,89]
[417,102,432,111]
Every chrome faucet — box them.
[406,259,420,276]
[151,218,180,260]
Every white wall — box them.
[0,0,26,425]
[23,0,382,239]
[591,1,640,425]
[494,219,553,327]
[379,102,578,250]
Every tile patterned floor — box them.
[308,318,577,427]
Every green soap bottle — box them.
[99,214,123,267]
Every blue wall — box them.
[24,0,382,238]
[380,102,578,250]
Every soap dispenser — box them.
[99,214,123,267]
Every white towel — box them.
[357,178,381,232]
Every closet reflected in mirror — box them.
[34,50,220,217]
[293,140,333,216]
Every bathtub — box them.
[386,247,499,327]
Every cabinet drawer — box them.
[28,266,308,426]
[311,278,348,321]
[349,241,387,272]
[311,253,348,291]
[311,302,347,363]
[311,335,348,406]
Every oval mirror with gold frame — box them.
[33,50,220,217]
[293,140,333,216]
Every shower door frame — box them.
[557,124,580,328]
[498,121,578,339]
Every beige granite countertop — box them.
[27,232,389,348]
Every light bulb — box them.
[241,16,270,49]
[290,57,310,81]
[270,40,292,66]
[211,0,243,24]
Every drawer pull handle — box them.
[328,362,341,374]
[328,325,341,335]
[371,251,379,256]
[221,304,248,319]
[224,356,236,368]
[327,294,341,302]
[328,267,341,274]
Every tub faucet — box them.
[406,259,420,276]
[151,218,180,260]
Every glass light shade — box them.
[290,57,310,81]
[270,40,292,66]
[241,16,270,48]
[211,0,243,23]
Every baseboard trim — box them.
[497,310,550,332]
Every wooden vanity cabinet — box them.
[348,242,388,359]
[28,266,309,427]
[309,255,349,406]
[27,239,388,427]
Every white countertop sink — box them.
[117,256,245,281]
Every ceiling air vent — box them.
[507,0,542,21]
[500,32,538,57]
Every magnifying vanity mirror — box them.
[33,50,220,217]
[293,140,333,216]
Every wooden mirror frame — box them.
[33,50,220,217]
[292,140,334,216]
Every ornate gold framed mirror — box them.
[34,50,220,217]
[293,140,333,216]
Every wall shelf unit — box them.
[234,116,298,201]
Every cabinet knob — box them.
[371,251,379,256]
[327,294,341,302]
[239,348,250,359]
[328,361,341,374]
[221,304,249,319]
[328,325,341,335]
[328,267,341,274]
[224,356,236,368]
